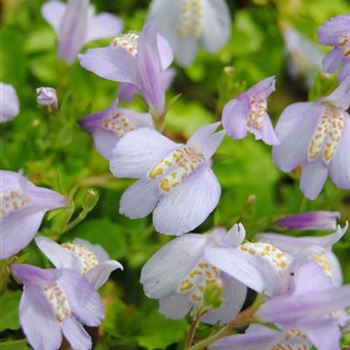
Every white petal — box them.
[41,0,66,33]
[140,234,207,299]
[110,128,178,178]
[159,294,192,319]
[153,167,221,235]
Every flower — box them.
[41,0,123,64]
[211,261,350,350]
[11,263,104,350]
[79,22,174,116]
[80,98,154,160]
[35,236,123,289]
[141,224,250,324]
[36,87,58,113]
[257,223,348,287]
[0,170,66,259]
[273,78,350,199]
[275,211,340,231]
[148,0,231,66]
[0,82,19,122]
[210,324,312,350]
[110,123,225,235]
[222,77,279,146]
[281,24,323,88]
[256,261,350,350]
[317,14,350,81]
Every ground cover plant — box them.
[1,0,350,349]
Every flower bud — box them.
[82,188,99,212]
[36,87,58,113]
[276,211,340,231]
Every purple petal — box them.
[338,60,350,81]
[58,269,104,326]
[329,114,350,189]
[324,77,350,110]
[302,320,342,350]
[210,325,280,350]
[256,113,279,146]
[153,167,221,235]
[140,234,207,298]
[300,159,328,200]
[110,127,178,178]
[120,109,154,129]
[0,82,20,122]
[187,122,225,159]
[136,22,165,115]
[222,98,248,140]
[73,238,110,262]
[221,223,246,247]
[162,67,176,90]
[2,207,46,259]
[322,48,344,73]
[57,0,89,63]
[35,236,82,272]
[41,0,66,33]
[159,294,192,320]
[119,179,160,219]
[204,246,267,293]
[273,102,322,172]
[11,264,59,285]
[293,261,332,295]
[85,13,123,44]
[79,46,137,83]
[85,260,123,289]
[276,211,340,231]
[201,0,231,53]
[118,82,139,101]
[317,15,350,45]
[257,284,350,325]
[93,128,119,160]
[201,274,247,325]
[62,316,92,350]
[20,286,62,350]
[258,223,347,254]
[245,76,276,99]
[157,33,174,70]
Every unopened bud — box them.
[82,188,99,211]
[224,66,235,76]
[36,87,58,113]
[247,195,256,205]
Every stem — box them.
[299,196,308,213]
[185,314,201,350]
[60,209,89,235]
[189,307,255,350]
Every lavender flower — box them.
[0,82,19,122]
[35,236,123,289]
[36,87,58,113]
[148,0,231,66]
[0,171,66,259]
[276,211,340,231]
[79,23,174,116]
[11,263,104,350]
[42,0,123,64]
[210,324,312,350]
[80,99,154,160]
[141,224,250,324]
[256,261,350,350]
[273,78,350,199]
[281,25,323,88]
[110,123,225,235]
[222,77,279,146]
[318,15,350,81]
[257,223,348,287]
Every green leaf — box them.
[0,340,29,350]
[0,291,21,331]
[137,310,188,350]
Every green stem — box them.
[299,196,308,213]
[189,307,256,350]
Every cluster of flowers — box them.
[1,0,350,349]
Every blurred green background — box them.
[1,0,350,349]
